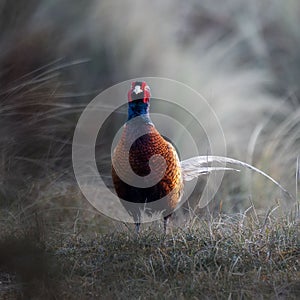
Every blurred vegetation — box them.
[0,0,299,298]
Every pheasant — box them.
[111,81,183,233]
[111,81,292,233]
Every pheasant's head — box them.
[127,81,151,120]
[128,81,151,103]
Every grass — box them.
[55,211,300,299]
[0,201,299,299]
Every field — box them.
[0,0,300,299]
[1,203,299,299]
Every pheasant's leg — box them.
[163,215,171,234]
[135,222,141,234]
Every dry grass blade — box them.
[297,156,299,201]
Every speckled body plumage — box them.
[112,121,182,206]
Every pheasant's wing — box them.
[180,155,293,200]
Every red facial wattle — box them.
[128,81,151,103]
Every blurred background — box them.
[0,0,299,235]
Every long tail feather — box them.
[180,166,239,181]
[180,155,294,200]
